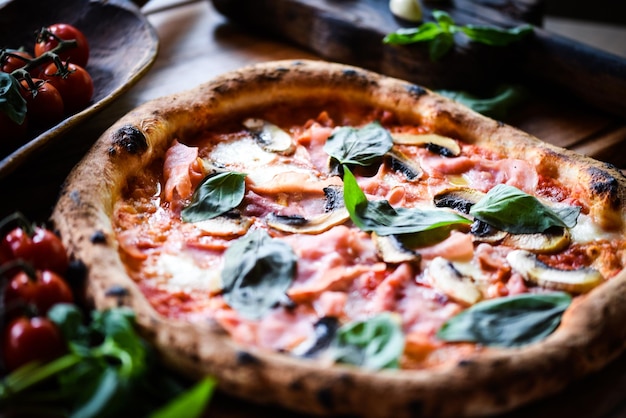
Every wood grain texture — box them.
[0,0,159,179]
[211,0,626,120]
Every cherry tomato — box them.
[39,62,93,113]
[19,79,64,128]
[4,269,74,316]
[34,23,89,68]
[0,111,27,149]
[1,50,33,73]
[3,316,66,371]
[0,226,69,275]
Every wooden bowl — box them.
[0,0,158,179]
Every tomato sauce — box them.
[113,104,625,370]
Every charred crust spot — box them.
[66,259,87,287]
[587,166,620,207]
[342,69,359,78]
[406,84,427,97]
[105,285,129,297]
[90,230,107,244]
[259,68,289,82]
[316,387,334,410]
[111,125,148,155]
[236,350,260,366]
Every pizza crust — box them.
[51,59,626,417]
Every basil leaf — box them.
[149,377,216,418]
[91,307,146,378]
[0,72,27,124]
[383,22,443,45]
[323,121,393,167]
[437,292,572,347]
[433,10,455,31]
[469,184,581,234]
[343,167,471,236]
[437,84,528,120]
[383,10,533,61]
[181,172,246,223]
[459,24,534,46]
[332,313,404,370]
[70,368,127,418]
[221,230,297,319]
[428,31,455,61]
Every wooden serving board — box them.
[211,0,626,119]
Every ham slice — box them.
[163,140,202,202]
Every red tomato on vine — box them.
[39,61,93,113]
[4,268,74,316]
[0,224,69,275]
[1,50,33,74]
[19,78,64,128]
[3,316,66,371]
[35,23,90,68]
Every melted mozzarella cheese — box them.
[155,253,222,292]
[570,213,622,244]
[210,136,276,168]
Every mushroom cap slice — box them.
[506,250,604,294]
[434,187,486,214]
[502,228,571,254]
[391,133,461,157]
[385,148,424,182]
[243,118,294,153]
[267,207,350,234]
[427,256,483,305]
[194,215,253,237]
[372,232,421,264]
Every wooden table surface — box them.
[2,0,626,416]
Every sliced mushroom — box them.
[268,207,350,234]
[385,148,424,182]
[372,232,421,264]
[470,220,508,244]
[323,185,344,212]
[427,256,483,305]
[243,118,294,153]
[391,133,461,157]
[506,250,603,293]
[194,215,253,237]
[435,187,572,253]
[434,187,485,214]
[502,228,571,254]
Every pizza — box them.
[50,60,626,417]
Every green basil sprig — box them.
[343,166,471,236]
[469,184,580,234]
[0,72,27,124]
[383,10,533,61]
[181,171,246,223]
[323,121,393,167]
[436,84,528,120]
[0,304,214,418]
[331,313,405,370]
[437,292,572,347]
[221,230,297,320]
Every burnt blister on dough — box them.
[108,125,148,156]
[90,230,107,244]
